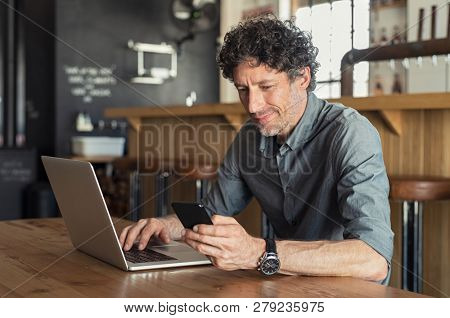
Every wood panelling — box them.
[362,109,450,297]
[138,116,236,163]
[135,115,262,238]
[379,110,403,135]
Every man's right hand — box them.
[119,218,171,251]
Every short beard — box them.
[256,83,304,137]
[257,118,290,137]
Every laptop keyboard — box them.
[125,245,177,264]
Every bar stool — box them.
[113,157,219,220]
[112,157,171,220]
[170,159,218,203]
[112,157,142,221]
[389,176,450,293]
[114,157,280,243]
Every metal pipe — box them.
[431,6,437,40]
[129,170,140,221]
[350,0,354,50]
[402,201,409,290]
[340,38,450,96]
[413,201,419,292]
[447,3,450,39]
[417,201,423,293]
[155,172,170,217]
[418,8,424,41]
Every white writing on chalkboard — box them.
[64,65,117,103]
[0,161,33,183]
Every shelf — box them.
[329,93,450,135]
[105,92,450,136]
[70,155,121,163]
[329,92,450,111]
[104,103,245,132]
[104,103,243,119]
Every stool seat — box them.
[172,161,218,180]
[390,176,450,201]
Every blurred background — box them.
[0,0,449,296]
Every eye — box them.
[237,87,248,94]
[260,85,273,91]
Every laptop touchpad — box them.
[153,245,193,253]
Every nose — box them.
[247,89,265,114]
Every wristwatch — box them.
[258,238,280,275]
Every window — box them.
[295,0,370,98]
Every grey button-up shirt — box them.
[202,92,394,281]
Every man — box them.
[120,15,393,283]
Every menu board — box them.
[0,149,36,220]
[63,65,117,104]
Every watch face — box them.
[261,257,280,275]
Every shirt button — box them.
[292,219,297,226]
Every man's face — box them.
[233,60,309,138]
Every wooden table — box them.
[0,218,424,298]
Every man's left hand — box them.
[182,215,265,271]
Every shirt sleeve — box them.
[201,130,253,217]
[331,115,394,270]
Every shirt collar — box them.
[259,92,322,158]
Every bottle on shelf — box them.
[392,73,403,94]
[75,111,94,132]
[373,75,385,96]
[379,27,388,46]
[391,25,402,44]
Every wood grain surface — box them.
[362,109,450,297]
[390,176,450,201]
[0,218,424,298]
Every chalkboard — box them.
[63,65,117,103]
[0,157,33,183]
[55,0,220,156]
[0,148,36,220]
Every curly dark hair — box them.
[217,15,320,92]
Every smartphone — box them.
[171,202,213,229]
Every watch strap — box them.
[265,238,276,254]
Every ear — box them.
[293,66,311,90]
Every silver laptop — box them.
[42,156,211,271]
